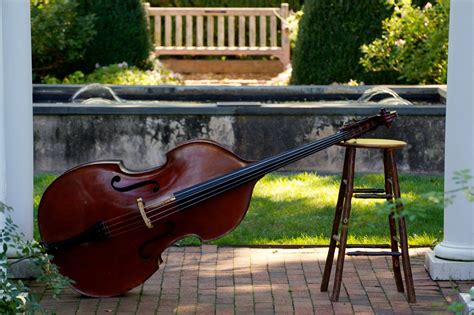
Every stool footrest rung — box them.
[347,251,401,257]
[354,193,393,199]
[353,188,385,193]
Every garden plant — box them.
[0,202,71,313]
[360,0,449,84]
[31,0,96,80]
[291,0,394,85]
[291,0,448,85]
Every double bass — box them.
[38,109,397,297]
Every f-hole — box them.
[111,175,160,193]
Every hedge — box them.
[291,0,396,85]
[31,0,96,80]
[75,0,152,72]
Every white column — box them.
[0,1,5,206]
[425,0,474,279]
[0,0,33,240]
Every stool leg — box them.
[383,150,405,293]
[387,150,416,303]
[321,148,351,292]
[331,147,356,302]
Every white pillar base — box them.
[425,250,474,280]
[435,240,474,262]
[459,292,474,315]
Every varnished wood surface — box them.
[339,138,407,149]
[38,140,256,297]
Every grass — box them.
[34,172,443,246]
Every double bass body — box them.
[38,140,257,297]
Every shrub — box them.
[31,0,96,80]
[287,9,304,50]
[360,0,449,84]
[0,202,71,313]
[75,0,152,72]
[291,0,395,85]
[42,60,183,85]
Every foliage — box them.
[147,0,303,10]
[360,0,449,84]
[412,0,431,6]
[287,9,303,50]
[377,169,474,232]
[291,0,395,85]
[43,60,183,85]
[0,202,71,313]
[75,0,152,73]
[30,0,96,80]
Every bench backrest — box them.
[144,3,290,66]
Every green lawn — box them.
[34,173,443,246]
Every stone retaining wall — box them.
[33,104,445,174]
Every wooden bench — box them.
[144,3,290,68]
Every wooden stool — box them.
[320,138,416,303]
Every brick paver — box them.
[37,246,473,314]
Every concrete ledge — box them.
[425,250,474,280]
[8,259,39,279]
[33,84,447,103]
[33,103,446,116]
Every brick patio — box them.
[35,246,473,314]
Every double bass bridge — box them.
[137,198,153,229]
[136,195,177,229]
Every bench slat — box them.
[155,46,283,56]
[280,3,290,65]
[270,15,277,47]
[228,16,235,47]
[154,16,161,46]
[165,15,172,46]
[176,15,182,46]
[186,15,193,47]
[249,16,256,47]
[207,16,214,47]
[218,16,225,47]
[238,16,245,47]
[260,16,266,47]
[148,7,279,16]
[197,16,204,47]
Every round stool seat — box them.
[338,138,406,149]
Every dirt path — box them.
[182,69,291,86]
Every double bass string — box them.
[105,129,354,236]
[105,129,348,228]
[106,127,362,237]
[104,113,384,229]
[107,127,363,237]
[105,126,364,238]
